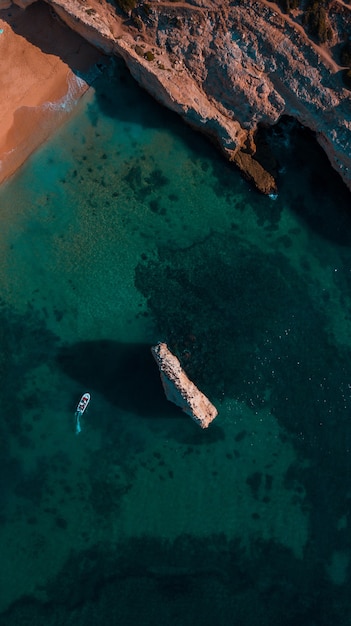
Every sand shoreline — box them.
[0,3,104,186]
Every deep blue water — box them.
[0,59,351,625]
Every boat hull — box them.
[76,392,90,415]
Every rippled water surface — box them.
[0,59,351,625]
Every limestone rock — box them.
[151,342,218,429]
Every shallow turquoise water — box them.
[0,59,351,624]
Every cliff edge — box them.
[2,0,351,194]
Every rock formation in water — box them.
[151,342,218,428]
[2,0,351,194]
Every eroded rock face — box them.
[4,0,351,194]
[151,342,218,429]
[140,0,350,192]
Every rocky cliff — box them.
[3,0,351,194]
[151,342,218,428]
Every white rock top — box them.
[151,342,218,429]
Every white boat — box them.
[75,392,90,434]
[76,392,90,414]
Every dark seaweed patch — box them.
[149,198,162,214]
[168,193,179,202]
[4,533,349,625]
[145,168,169,189]
[134,231,333,410]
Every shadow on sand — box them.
[1,1,107,79]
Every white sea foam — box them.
[48,62,105,113]
[75,412,82,435]
[43,73,88,114]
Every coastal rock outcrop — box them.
[4,0,351,194]
[151,342,218,428]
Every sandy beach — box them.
[0,2,104,185]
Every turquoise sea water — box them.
[1,59,351,624]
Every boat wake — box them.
[75,411,82,435]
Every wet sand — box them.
[0,2,104,185]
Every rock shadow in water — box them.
[260,116,351,245]
[56,340,180,419]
